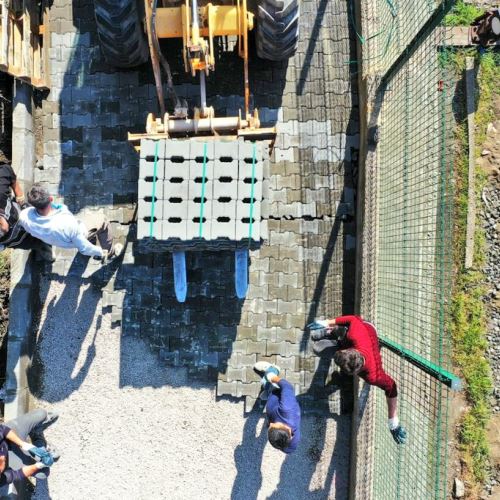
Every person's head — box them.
[334,348,365,375]
[27,184,52,211]
[332,325,349,340]
[268,422,292,452]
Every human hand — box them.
[263,366,280,389]
[390,425,407,444]
[27,446,55,466]
[92,249,107,263]
[307,320,330,330]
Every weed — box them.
[449,49,498,487]
[444,0,484,27]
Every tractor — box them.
[94,0,299,301]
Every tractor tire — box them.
[94,0,149,68]
[256,0,299,61]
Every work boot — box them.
[45,444,60,462]
[42,411,59,426]
[310,329,332,341]
[106,243,124,263]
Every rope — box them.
[149,141,160,238]
[248,142,257,244]
[198,142,208,238]
[345,0,398,65]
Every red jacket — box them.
[335,315,398,398]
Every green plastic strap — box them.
[198,142,208,238]
[248,142,257,244]
[379,336,462,391]
[149,140,160,238]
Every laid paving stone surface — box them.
[34,0,359,413]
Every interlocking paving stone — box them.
[36,0,358,414]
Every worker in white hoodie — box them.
[19,183,123,262]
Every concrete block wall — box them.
[33,0,358,412]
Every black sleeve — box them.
[1,467,26,484]
[6,165,16,184]
[0,425,11,440]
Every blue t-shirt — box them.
[266,380,301,453]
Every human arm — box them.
[12,180,24,205]
[387,395,397,419]
[384,389,407,444]
[71,231,103,258]
[6,430,54,465]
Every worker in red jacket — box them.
[308,315,407,444]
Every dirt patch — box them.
[486,414,500,499]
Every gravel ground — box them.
[480,114,500,498]
[482,118,500,413]
[31,277,350,500]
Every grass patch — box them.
[448,49,498,488]
[444,0,484,27]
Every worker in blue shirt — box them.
[253,362,301,454]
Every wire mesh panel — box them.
[373,351,451,500]
[362,0,450,76]
[376,25,454,372]
[354,2,456,499]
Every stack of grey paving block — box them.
[137,138,269,250]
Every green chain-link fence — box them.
[353,1,458,499]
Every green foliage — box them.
[449,48,496,486]
[444,0,484,27]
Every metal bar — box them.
[379,336,462,391]
[242,0,249,117]
[128,126,276,142]
[464,57,476,269]
[199,71,207,115]
[145,0,166,117]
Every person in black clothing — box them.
[0,162,51,258]
[0,409,58,491]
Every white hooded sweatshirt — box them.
[19,204,102,258]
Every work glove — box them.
[261,366,280,390]
[21,443,54,466]
[390,425,407,445]
[307,320,330,331]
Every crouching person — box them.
[309,315,407,444]
[253,362,301,454]
[0,409,59,492]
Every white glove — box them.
[315,319,329,328]
[20,442,34,453]
[388,416,399,431]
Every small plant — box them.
[444,0,485,27]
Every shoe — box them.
[106,243,124,263]
[311,329,331,341]
[253,361,280,379]
[43,411,59,426]
[45,444,60,462]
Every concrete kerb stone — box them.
[4,83,36,430]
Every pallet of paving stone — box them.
[136,138,269,251]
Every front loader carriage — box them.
[90,0,299,301]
